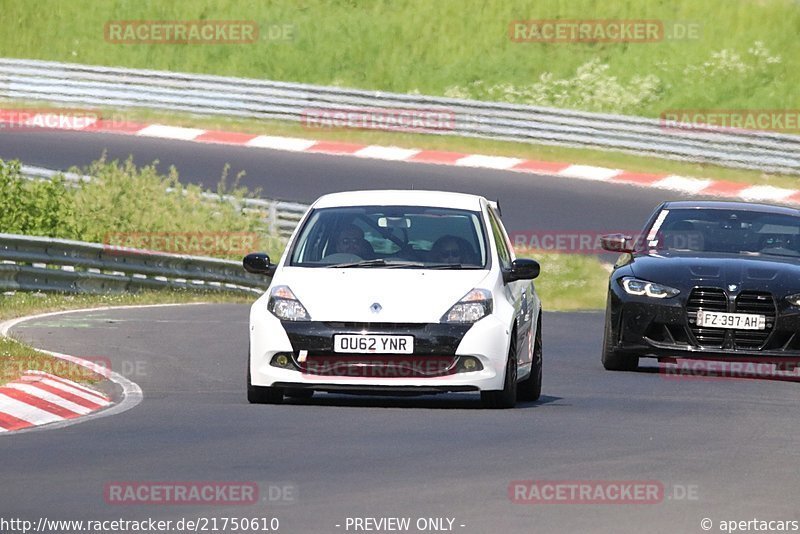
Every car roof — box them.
[662,200,800,216]
[312,190,489,210]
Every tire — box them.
[481,334,518,409]
[247,350,284,404]
[518,317,542,402]
[285,388,314,399]
[601,314,638,372]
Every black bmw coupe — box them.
[600,200,800,371]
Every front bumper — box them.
[608,285,800,363]
[249,312,510,392]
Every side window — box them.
[488,209,512,270]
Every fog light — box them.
[270,353,294,369]
[457,356,482,373]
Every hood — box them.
[272,267,492,322]
[629,252,800,295]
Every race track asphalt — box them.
[4,305,799,534]
[1,129,797,533]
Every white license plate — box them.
[696,310,766,330]
[333,334,414,354]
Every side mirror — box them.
[600,234,634,253]
[503,258,540,283]
[243,252,272,275]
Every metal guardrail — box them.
[18,165,309,240]
[2,58,800,174]
[241,197,307,240]
[0,233,270,294]
[5,165,306,294]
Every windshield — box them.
[289,205,488,268]
[642,208,800,257]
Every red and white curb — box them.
[0,370,111,432]
[0,306,147,435]
[2,108,800,205]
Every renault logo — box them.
[370,302,382,313]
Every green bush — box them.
[0,158,278,259]
[0,160,79,238]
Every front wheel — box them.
[247,351,284,404]
[481,336,518,409]
[518,318,542,402]
[601,315,638,371]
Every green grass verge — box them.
[0,290,253,386]
[0,0,797,118]
[0,290,251,322]
[523,252,609,312]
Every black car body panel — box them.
[604,201,800,364]
[281,321,473,355]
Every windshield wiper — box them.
[425,263,465,269]
[757,250,800,258]
[327,259,427,268]
[327,258,388,268]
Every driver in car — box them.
[332,224,374,258]
[431,235,473,264]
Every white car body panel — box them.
[273,268,491,323]
[247,189,542,400]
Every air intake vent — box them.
[687,288,726,348]
[734,292,775,349]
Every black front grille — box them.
[686,288,776,350]
[687,288,727,347]
[322,322,420,329]
[300,354,459,378]
[734,291,776,349]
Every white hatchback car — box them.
[244,190,542,408]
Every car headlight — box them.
[267,285,311,321]
[786,293,800,306]
[442,288,493,323]
[621,277,680,299]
